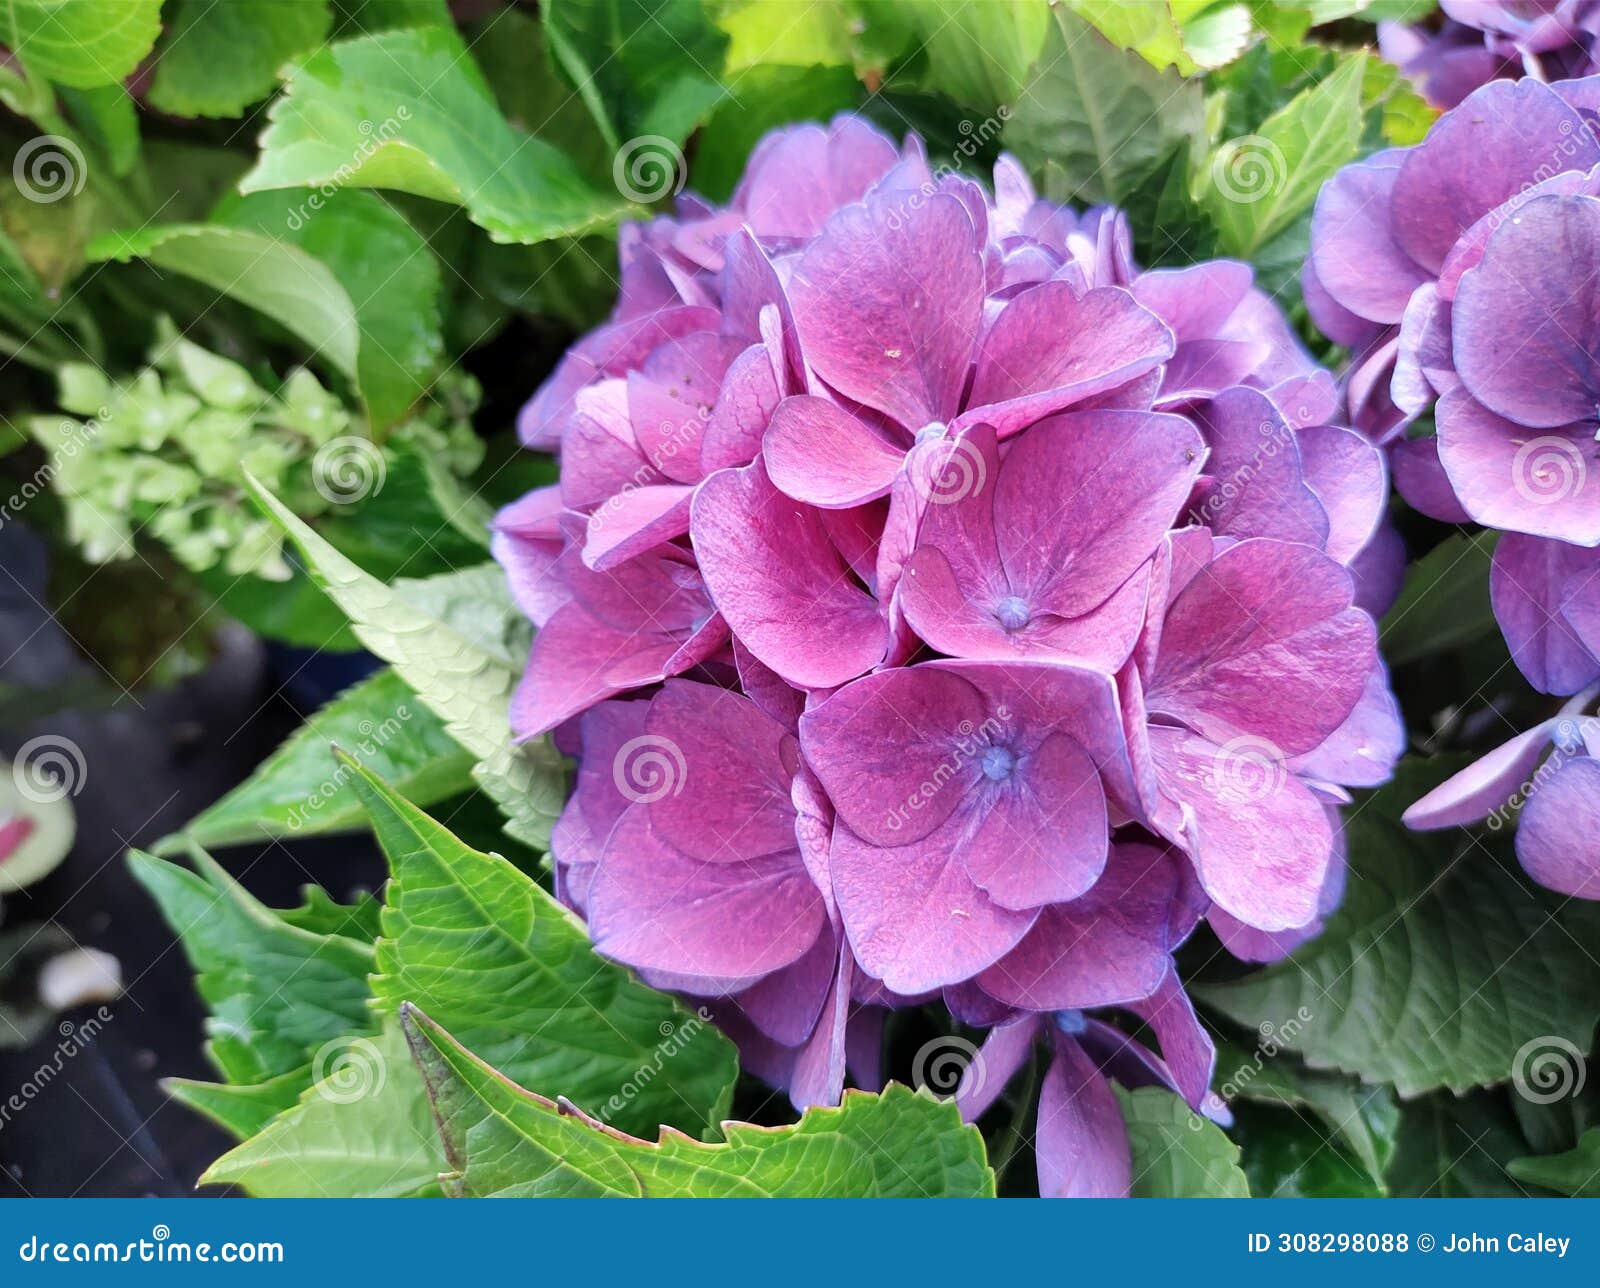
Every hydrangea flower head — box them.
[499,114,1398,1194]
[1381,2,1600,108]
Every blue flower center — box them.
[1054,1009,1087,1036]
[914,420,949,444]
[995,595,1030,633]
[980,745,1017,782]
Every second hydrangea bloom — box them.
[497,115,1399,1197]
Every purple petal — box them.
[978,843,1179,1011]
[1392,433,1473,524]
[1309,155,1429,323]
[1148,539,1375,755]
[1453,194,1600,431]
[1036,1038,1132,1199]
[959,284,1174,435]
[1149,725,1333,932]
[1298,424,1387,564]
[956,1013,1041,1122]
[1491,532,1600,694]
[763,395,905,507]
[790,189,984,428]
[1516,756,1600,898]
[1404,717,1559,829]
[692,460,888,688]
[1126,966,1215,1111]
[1390,78,1600,275]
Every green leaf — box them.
[1214,1040,1398,1186]
[1380,529,1499,666]
[1202,52,1367,257]
[1004,8,1205,205]
[149,0,333,119]
[128,847,375,1086]
[333,0,451,33]
[0,0,162,88]
[1232,1103,1386,1197]
[280,884,384,942]
[59,83,139,175]
[241,26,628,246]
[244,477,565,849]
[164,1069,311,1141]
[162,667,474,852]
[1199,758,1600,1097]
[717,0,854,70]
[544,0,729,148]
[87,225,359,384]
[405,1007,995,1197]
[349,753,739,1140]
[1387,1088,1533,1197]
[862,0,1048,112]
[215,188,443,429]
[1118,1086,1250,1197]
[201,1022,446,1196]
[1509,1128,1600,1196]
[1067,0,1246,75]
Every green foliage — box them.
[1509,1129,1600,1197]
[406,1007,994,1197]
[1381,530,1500,666]
[241,25,629,245]
[161,667,475,851]
[149,0,333,119]
[1118,1087,1250,1197]
[0,0,163,88]
[1201,759,1600,1097]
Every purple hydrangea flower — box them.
[499,113,1398,1195]
[1405,682,1600,897]
[1382,1,1600,109]
[1308,75,1600,697]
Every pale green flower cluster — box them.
[29,326,481,582]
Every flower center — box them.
[914,420,949,444]
[1054,1009,1087,1036]
[995,594,1031,633]
[980,745,1017,782]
